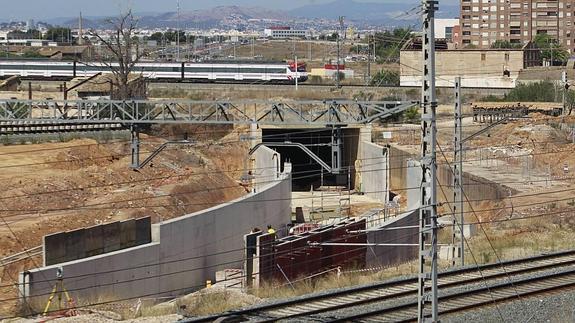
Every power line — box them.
[0,226,420,301]
[1,149,572,218]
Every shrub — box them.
[370,70,400,87]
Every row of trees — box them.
[489,34,569,65]
[483,81,575,114]
[7,27,73,43]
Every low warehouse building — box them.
[400,39,541,88]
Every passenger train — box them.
[0,60,308,83]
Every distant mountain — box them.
[34,2,459,29]
[137,6,288,28]
[289,0,458,24]
[46,6,288,29]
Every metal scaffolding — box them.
[418,0,439,322]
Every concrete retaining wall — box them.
[389,146,508,209]
[359,141,388,203]
[366,209,419,268]
[21,163,292,309]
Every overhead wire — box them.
[436,140,528,318]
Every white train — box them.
[0,60,308,83]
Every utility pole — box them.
[336,16,344,88]
[295,55,299,91]
[452,76,464,267]
[367,33,372,85]
[562,70,567,114]
[176,0,181,61]
[418,1,439,322]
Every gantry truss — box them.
[0,99,417,126]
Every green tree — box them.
[326,32,338,41]
[45,27,72,43]
[370,70,400,86]
[373,28,412,63]
[21,49,43,58]
[146,30,188,45]
[534,33,569,65]
[490,40,521,49]
[504,81,557,102]
[565,89,575,115]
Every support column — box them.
[452,77,464,267]
[331,126,342,174]
[418,1,439,322]
[130,125,140,169]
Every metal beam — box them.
[130,125,140,169]
[0,99,417,126]
[461,115,511,144]
[249,142,333,173]
[136,140,196,170]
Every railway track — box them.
[0,121,124,135]
[183,249,575,322]
[0,246,42,267]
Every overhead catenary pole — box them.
[130,124,140,169]
[295,55,299,91]
[367,33,372,85]
[336,16,344,88]
[452,76,464,267]
[418,0,439,322]
[562,70,567,114]
[176,0,181,61]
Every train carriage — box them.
[0,59,308,83]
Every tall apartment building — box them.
[459,0,575,53]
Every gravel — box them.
[442,289,575,323]
[304,265,575,322]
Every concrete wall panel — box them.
[103,222,120,253]
[253,145,279,191]
[43,232,67,266]
[23,161,292,309]
[84,225,104,258]
[366,210,419,268]
[119,219,136,249]
[359,141,388,203]
[65,228,85,263]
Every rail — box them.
[182,249,575,322]
[0,246,42,267]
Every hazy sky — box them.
[1,0,402,21]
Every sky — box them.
[0,0,400,21]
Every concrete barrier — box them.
[21,162,292,310]
[43,217,151,266]
[366,209,419,268]
[390,145,509,209]
[358,141,389,203]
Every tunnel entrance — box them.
[262,127,360,191]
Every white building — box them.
[264,27,310,39]
[434,19,458,40]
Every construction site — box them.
[2,2,575,322]
[0,74,573,322]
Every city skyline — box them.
[0,0,427,21]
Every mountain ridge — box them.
[37,0,459,29]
